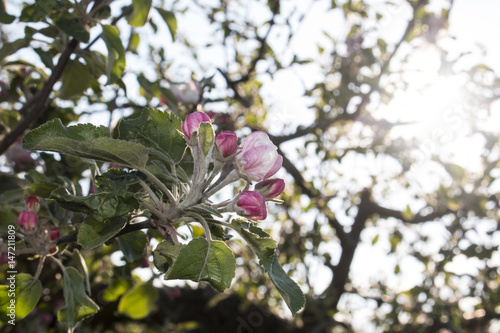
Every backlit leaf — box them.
[165,238,235,292]
[58,267,99,329]
[101,25,125,84]
[118,283,158,319]
[127,0,152,27]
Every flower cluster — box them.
[16,196,60,254]
[180,111,284,221]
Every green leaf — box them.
[0,274,42,323]
[156,8,177,41]
[17,274,41,318]
[0,38,30,61]
[231,221,277,255]
[259,251,305,316]
[59,60,90,99]
[116,108,186,162]
[0,208,17,233]
[55,17,90,43]
[0,286,11,324]
[198,122,214,157]
[51,186,138,223]
[118,231,148,262]
[118,283,158,319]
[229,222,304,314]
[96,169,144,191]
[23,119,149,169]
[102,277,131,302]
[58,267,99,329]
[72,250,92,295]
[127,0,152,27]
[77,216,128,249]
[101,25,125,84]
[153,241,185,272]
[34,47,54,69]
[26,181,60,198]
[127,31,140,53]
[165,238,235,292]
[137,73,160,97]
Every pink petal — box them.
[264,154,282,179]
[239,131,274,151]
[239,146,278,182]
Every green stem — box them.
[50,256,66,272]
[204,160,225,190]
[140,168,177,206]
[186,212,212,241]
[207,219,232,228]
[203,169,240,199]
[141,201,167,224]
[33,256,45,281]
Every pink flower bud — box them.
[170,80,201,104]
[236,191,267,220]
[17,210,38,231]
[215,131,238,158]
[26,196,40,213]
[255,178,285,199]
[181,111,211,139]
[49,227,60,241]
[235,131,282,182]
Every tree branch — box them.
[57,219,153,245]
[370,203,454,224]
[0,38,79,155]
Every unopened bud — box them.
[236,191,267,220]
[215,131,238,158]
[26,196,40,213]
[235,131,282,182]
[181,112,211,140]
[17,210,38,231]
[49,227,60,241]
[255,178,285,199]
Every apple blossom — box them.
[49,227,60,241]
[236,191,267,220]
[215,131,238,158]
[17,210,38,231]
[26,196,40,213]
[235,131,283,182]
[255,178,285,199]
[181,111,211,139]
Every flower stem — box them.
[203,169,240,199]
[140,168,177,206]
[186,211,212,241]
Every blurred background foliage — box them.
[1,0,500,332]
